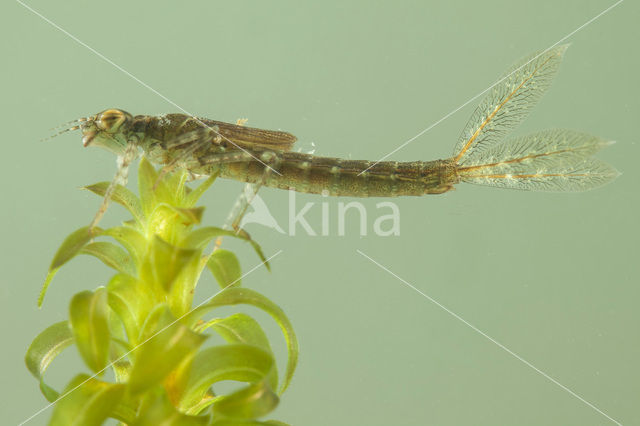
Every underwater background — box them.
[1,1,637,424]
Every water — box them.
[2,1,637,425]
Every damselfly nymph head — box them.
[81,109,134,155]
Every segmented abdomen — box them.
[218,152,457,197]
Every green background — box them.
[2,1,638,424]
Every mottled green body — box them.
[74,46,617,222]
[68,46,618,233]
[133,113,459,197]
[217,153,457,197]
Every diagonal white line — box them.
[358,0,624,175]
[356,249,622,425]
[15,0,283,176]
[18,250,283,425]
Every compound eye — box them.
[96,109,127,133]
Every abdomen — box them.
[219,152,457,197]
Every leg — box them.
[230,152,280,231]
[214,182,263,250]
[230,183,261,231]
[214,152,280,249]
[89,139,139,233]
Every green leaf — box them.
[49,374,125,426]
[170,205,205,226]
[183,226,269,270]
[247,241,268,270]
[25,321,74,402]
[147,235,200,292]
[83,181,145,225]
[149,203,205,231]
[138,156,159,218]
[187,288,298,395]
[79,241,136,276]
[107,274,154,346]
[165,168,190,204]
[50,226,104,269]
[132,392,209,426]
[102,226,147,270]
[139,157,184,209]
[39,226,103,307]
[184,172,219,207]
[213,380,279,420]
[128,306,207,394]
[69,288,111,374]
[168,251,203,318]
[183,226,235,248]
[175,344,276,415]
[207,249,242,289]
[196,314,272,350]
[111,395,139,424]
[195,313,277,390]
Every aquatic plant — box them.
[26,157,298,425]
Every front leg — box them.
[89,137,139,233]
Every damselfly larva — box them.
[56,45,618,230]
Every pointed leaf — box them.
[79,241,136,276]
[147,235,200,292]
[25,321,74,402]
[139,157,182,208]
[184,226,269,269]
[196,314,271,352]
[111,395,139,424]
[167,249,203,318]
[213,380,279,420]
[102,226,147,270]
[187,288,298,395]
[183,226,237,248]
[39,226,103,306]
[171,205,205,226]
[69,288,111,374]
[195,313,277,390]
[165,168,190,205]
[83,181,144,225]
[184,172,219,207]
[132,392,209,426]
[50,226,105,269]
[138,156,160,218]
[107,274,154,345]
[151,203,205,228]
[207,249,242,289]
[175,344,276,414]
[128,306,207,394]
[49,374,125,426]
[247,240,268,270]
